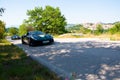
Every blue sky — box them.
[0,0,120,27]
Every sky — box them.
[0,0,120,27]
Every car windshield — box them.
[13,35,19,37]
[30,31,44,35]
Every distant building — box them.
[82,22,113,30]
[102,23,113,29]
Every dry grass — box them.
[56,33,120,41]
[90,33,120,41]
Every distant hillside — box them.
[65,24,75,28]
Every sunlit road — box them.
[8,38,120,80]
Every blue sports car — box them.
[21,31,54,46]
[11,35,21,40]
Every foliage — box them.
[67,24,82,32]
[0,39,11,45]
[19,24,35,36]
[25,5,67,34]
[19,24,27,36]
[80,26,91,34]
[0,20,5,39]
[108,22,120,34]
[0,8,5,16]
[67,24,91,34]
[94,24,104,35]
[8,27,18,35]
[26,26,35,32]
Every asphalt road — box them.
[8,38,120,80]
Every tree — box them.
[95,24,104,35]
[19,24,27,36]
[113,22,120,32]
[19,23,35,36]
[8,27,18,35]
[108,22,120,34]
[67,24,91,33]
[67,24,82,33]
[0,8,5,16]
[26,5,67,34]
[0,20,5,39]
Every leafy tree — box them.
[94,24,104,35]
[108,22,120,34]
[8,27,18,35]
[26,5,67,34]
[19,24,27,36]
[19,23,34,36]
[80,26,91,34]
[67,24,91,34]
[0,8,5,16]
[108,27,116,34]
[0,20,5,39]
[67,24,83,33]
[26,26,35,32]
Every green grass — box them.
[0,39,11,45]
[0,39,60,80]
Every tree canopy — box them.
[108,22,120,34]
[25,5,67,34]
[0,20,5,39]
[8,27,18,35]
[67,24,91,34]
[0,8,5,16]
[19,24,28,36]
[94,24,104,35]
[19,23,35,36]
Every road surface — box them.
[8,38,120,80]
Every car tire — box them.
[49,39,54,43]
[28,38,33,46]
[22,39,25,44]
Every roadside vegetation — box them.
[0,40,60,80]
[1,5,120,41]
[18,5,67,36]
[57,33,120,41]
[64,22,120,41]
[5,21,120,41]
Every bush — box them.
[0,20,5,39]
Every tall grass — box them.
[0,40,60,80]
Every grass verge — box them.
[0,39,60,80]
[56,33,120,41]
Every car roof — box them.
[28,31,43,34]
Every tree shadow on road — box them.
[15,41,120,80]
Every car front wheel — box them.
[22,39,26,44]
[49,39,54,44]
[28,38,34,46]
